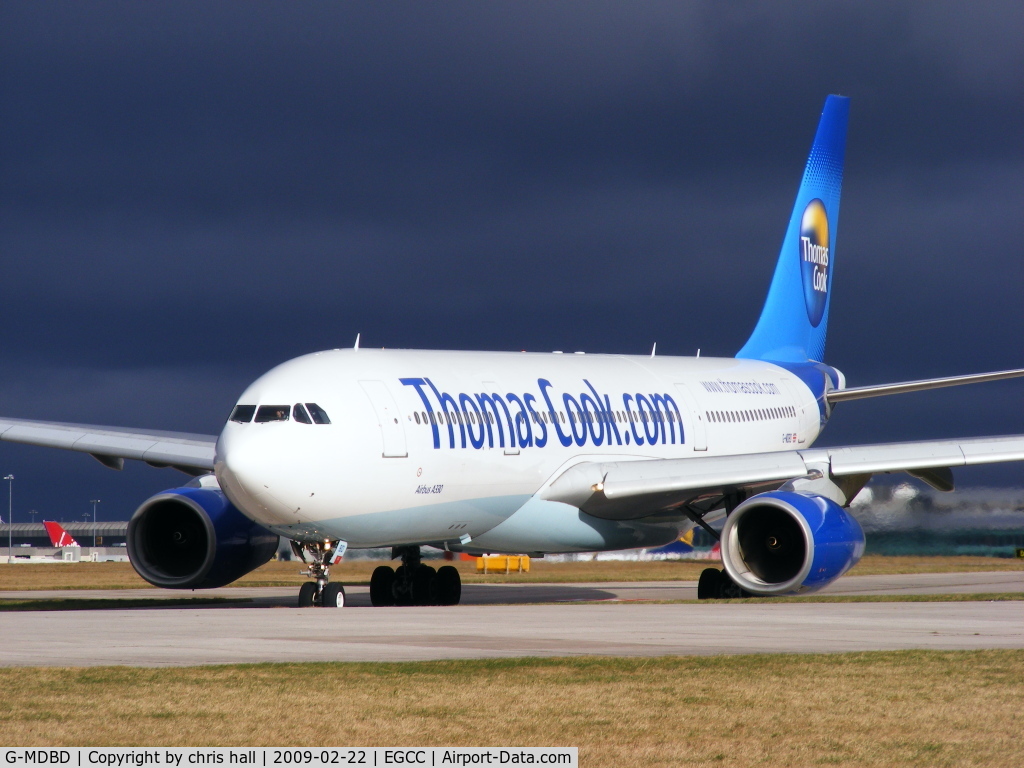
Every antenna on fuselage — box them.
[354,333,361,350]
[650,342,657,358]
[696,348,701,358]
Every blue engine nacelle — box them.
[126,484,279,589]
[721,490,865,596]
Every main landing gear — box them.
[293,540,347,608]
[369,546,462,607]
[697,568,752,599]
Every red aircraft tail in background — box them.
[43,521,79,547]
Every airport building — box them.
[0,521,129,562]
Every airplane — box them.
[1,94,1023,607]
[43,520,80,548]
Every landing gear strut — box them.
[369,546,461,607]
[681,493,752,600]
[292,540,346,608]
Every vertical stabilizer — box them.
[43,520,79,547]
[737,95,849,363]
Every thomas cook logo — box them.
[799,198,829,327]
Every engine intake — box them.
[127,485,279,589]
[721,491,864,596]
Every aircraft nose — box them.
[216,427,294,525]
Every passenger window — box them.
[230,405,256,423]
[293,404,313,424]
[255,405,290,423]
[414,412,421,424]
[305,403,332,424]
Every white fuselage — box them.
[214,349,823,553]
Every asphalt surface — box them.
[1,571,1022,666]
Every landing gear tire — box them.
[716,570,750,599]
[322,582,346,608]
[298,581,317,607]
[432,565,462,606]
[393,565,413,606]
[370,566,396,606]
[379,546,462,607]
[697,568,721,600]
[412,565,436,605]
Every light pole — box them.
[90,499,100,548]
[4,475,13,564]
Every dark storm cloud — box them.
[1,1,1023,517]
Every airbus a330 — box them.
[4,95,1022,607]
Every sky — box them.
[1,1,1023,523]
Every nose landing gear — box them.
[369,546,462,606]
[293,540,347,607]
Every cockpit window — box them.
[306,402,331,424]
[230,405,256,423]
[254,405,290,423]
[293,403,312,424]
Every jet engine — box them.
[720,490,864,596]
[127,482,279,589]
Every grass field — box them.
[2,554,1023,592]
[1,652,1021,766]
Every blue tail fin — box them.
[737,95,849,363]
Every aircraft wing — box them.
[0,416,216,474]
[542,434,1024,521]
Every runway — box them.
[1,572,1021,666]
